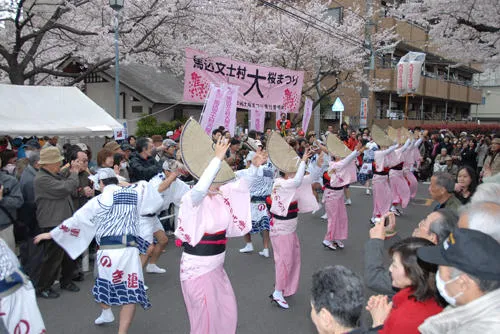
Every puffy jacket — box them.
[128,152,162,182]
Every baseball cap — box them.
[162,139,177,148]
[166,130,174,137]
[25,139,41,150]
[417,228,500,280]
[120,143,134,151]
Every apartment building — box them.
[325,0,482,129]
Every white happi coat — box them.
[0,238,45,334]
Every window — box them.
[131,105,143,113]
[326,7,343,24]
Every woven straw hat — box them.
[326,133,352,158]
[371,124,393,147]
[267,131,301,173]
[39,146,63,165]
[245,137,263,151]
[179,118,235,184]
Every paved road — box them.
[37,184,433,333]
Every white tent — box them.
[0,84,122,137]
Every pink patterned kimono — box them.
[389,139,411,208]
[323,151,358,242]
[404,138,423,198]
[175,158,251,334]
[270,161,319,297]
[372,144,398,218]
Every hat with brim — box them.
[417,228,500,281]
[371,124,393,147]
[39,146,63,165]
[267,131,300,173]
[104,141,121,152]
[493,138,500,145]
[245,138,262,151]
[179,118,235,184]
[326,133,352,158]
[386,126,408,145]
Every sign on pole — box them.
[332,97,345,129]
[360,98,368,129]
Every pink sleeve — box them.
[221,179,252,238]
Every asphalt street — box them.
[37,183,434,334]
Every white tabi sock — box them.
[95,308,114,325]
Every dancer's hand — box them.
[214,138,231,161]
[34,232,52,244]
[302,148,313,162]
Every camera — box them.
[374,217,390,227]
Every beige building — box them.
[473,68,500,122]
[324,0,482,130]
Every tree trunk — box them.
[8,67,25,85]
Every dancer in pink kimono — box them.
[267,142,320,309]
[370,141,398,225]
[389,138,411,216]
[321,142,365,250]
[404,134,423,199]
[175,135,254,334]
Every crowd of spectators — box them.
[0,119,499,332]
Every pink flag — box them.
[199,84,239,136]
[301,98,313,132]
[249,108,265,132]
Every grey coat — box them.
[34,168,78,229]
[0,171,24,229]
[364,238,398,296]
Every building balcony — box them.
[374,68,482,104]
[379,17,428,51]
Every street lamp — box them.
[109,0,124,120]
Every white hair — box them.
[471,183,500,205]
[465,202,500,243]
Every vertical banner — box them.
[200,84,239,136]
[200,84,223,135]
[360,98,368,129]
[249,108,265,132]
[396,52,426,95]
[220,84,239,136]
[301,98,313,132]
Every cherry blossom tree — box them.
[171,0,395,121]
[0,0,195,85]
[393,0,500,66]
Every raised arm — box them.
[190,139,231,205]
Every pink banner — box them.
[301,98,313,132]
[200,84,239,136]
[184,48,304,113]
[249,108,265,132]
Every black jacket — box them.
[128,152,162,182]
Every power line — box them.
[271,0,366,47]
[256,0,367,50]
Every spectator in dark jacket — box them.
[0,155,24,252]
[128,137,162,182]
[34,146,82,298]
[461,139,478,170]
[18,151,40,237]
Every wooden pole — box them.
[404,94,409,128]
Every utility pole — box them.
[361,0,374,130]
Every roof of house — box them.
[104,63,186,104]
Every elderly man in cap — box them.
[34,146,83,298]
[417,225,500,332]
[482,137,500,181]
[428,172,462,214]
[161,139,177,162]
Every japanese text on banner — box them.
[184,48,304,113]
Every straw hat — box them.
[371,124,393,147]
[267,131,301,173]
[39,146,63,165]
[179,118,235,184]
[326,133,352,158]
